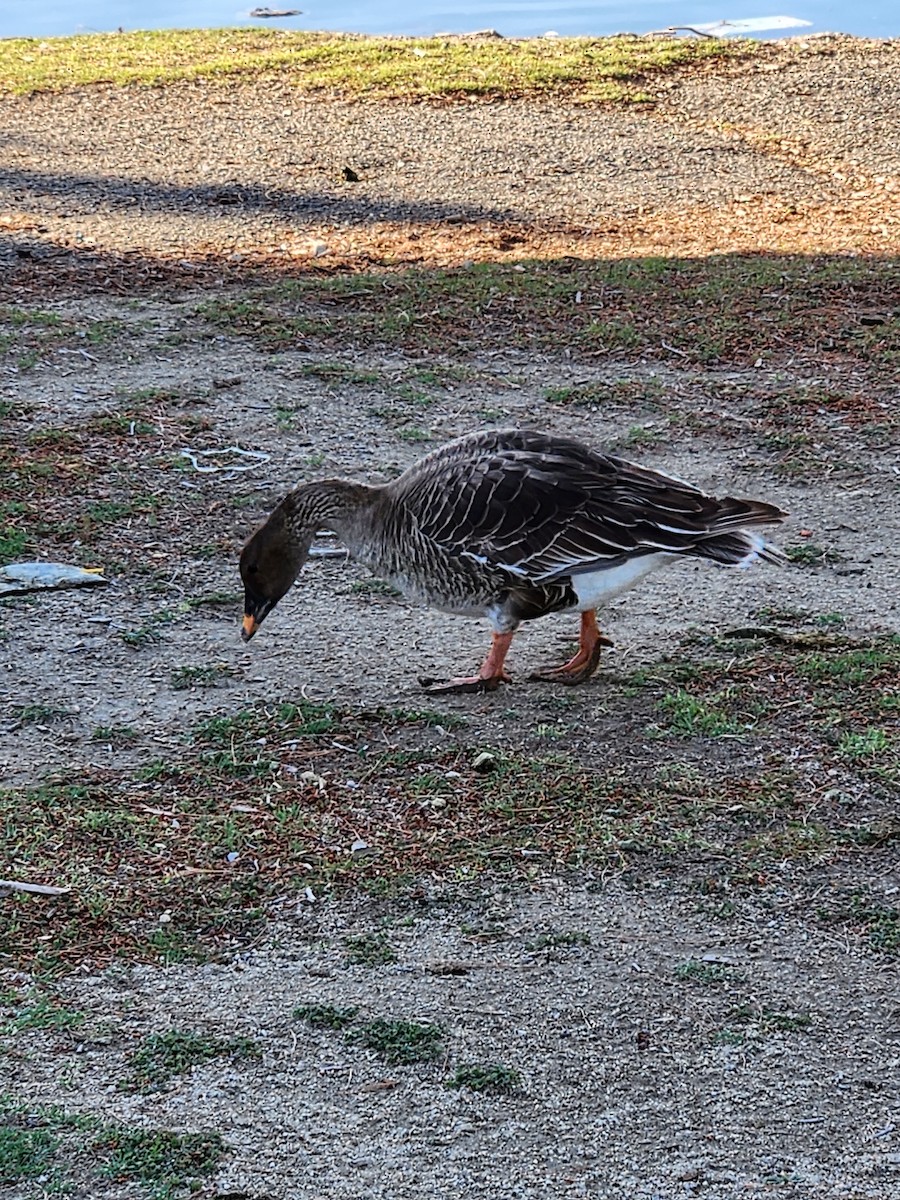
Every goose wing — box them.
[397,430,780,583]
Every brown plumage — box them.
[239,429,786,692]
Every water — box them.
[1,0,897,42]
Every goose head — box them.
[239,502,313,641]
[239,479,376,642]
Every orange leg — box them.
[421,631,515,695]
[530,610,612,685]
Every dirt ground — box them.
[1,34,899,1200]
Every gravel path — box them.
[7,885,900,1200]
[2,36,899,271]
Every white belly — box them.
[571,553,674,610]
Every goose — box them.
[239,429,785,693]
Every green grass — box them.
[619,424,664,449]
[90,723,139,747]
[838,728,890,760]
[294,1006,443,1065]
[294,1003,359,1030]
[0,1095,226,1198]
[10,703,69,725]
[0,525,28,564]
[0,1124,57,1185]
[525,931,591,951]
[396,425,434,443]
[170,663,234,690]
[0,307,130,377]
[446,1063,521,1093]
[343,931,397,967]
[819,896,900,956]
[346,1018,444,1065]
[1,635,896,975]
[120,605,188,649]
[85,498,156,524]
[0,30,747,99]
[674,960,743,985]
[192,255,900,369]
[784,543,842,567]
[1,989,84,1034]
[193,701,338,778]
[726,1004,812,1035]
[97,1128,225,1196]
[657,689,744,737]
[297,361,382,385]
[120,1029,260,1093]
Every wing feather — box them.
[391,429,783,585]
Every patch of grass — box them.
[819,895,900,956]
[657,689,743,737]
[674,960,743,986]
[0,1095,225,1198]
[868,910,900,953]
[274,404,299,431]
[118,385,183,405]
[97,1128,226,1196]
[10,703,69,725]
[0,307,74,375]
[814,611,846,628]
[193,700,338,778]
[796,641,900,685]
[343,931,397,967]
[377,705,465,729]
[346,1018,443,1065]
[120,1029,260,1093]
[0,31,747,99]
[298,361,381,385]
[349,578,403,597]
[121,622,163,648]
[195,254,900,370]
[1,989,84,1034]
[446,1062,521,1093]
[525,931,591,951]
[90,723,139,747]
[619,424,664,448]
[26,427,80,449]
[188,589,242,609]
[294,1003,359,1030]
[85,497,158,524]
[0,525,28,564]
[396,425,434,443]
[81,318,124,345]
[2,631,897,976]
[170,663,234,690]
[120,605,187,648]
[837,728,890,760]
[727,1003,812,1035]
[0,1124,57,1184]
[785,543,842,568]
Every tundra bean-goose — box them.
[239,429,785,693]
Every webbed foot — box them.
[529,611,611,685]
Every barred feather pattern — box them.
[330,429,786,627]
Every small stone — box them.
[472,751,496,774]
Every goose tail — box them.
[695,498,787,567]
